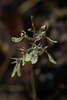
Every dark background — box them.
[0,0,67,100]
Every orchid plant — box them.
[11,16,57,100]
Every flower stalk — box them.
[29,62,37,100]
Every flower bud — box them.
[41,25,47,31]
[28,28,33,32]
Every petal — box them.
[26,53,32,62]
[47,52,57,64]
[11,37,23,43]
[45,36,57,44]
[22,55,26,66]
[11,64,17,77]
[17,63,21,77]
[31,54,38,64]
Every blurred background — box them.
[0,0,67,100]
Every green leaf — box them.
[45,36,57,44]
[11,37,23,43]
[47,52,57,64]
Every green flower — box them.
[11,31,26,43]
[11,60,21,77]
[26,51,38,64]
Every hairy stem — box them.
[29,62,37,100]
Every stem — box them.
[32,23,36,43]
[29,62,37,100]
[31,16,36,43]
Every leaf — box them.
[45,36,57,44]
[11,37,23,43]
[47,52,57,64]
